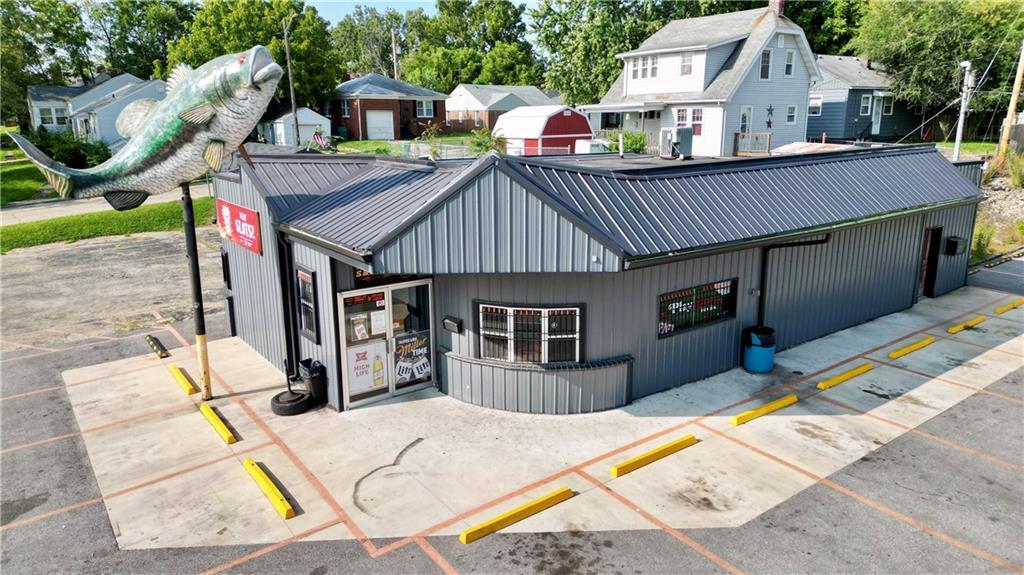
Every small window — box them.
[458,110,464,121]
[478,304,581,363]
[777,34,786,48]
[657,279,737,338]
[676,108,687,127]
[680,52,692,76]
[39,108,54,125]
[649,55,658,78]
[220,249,231,290]
[474,111,481,127]
[341,99,350,118]
[808,95,822,116]
[786,105,797,124]
[740,105,753,133]
[54,108,68,125]
[860,94,871,116]
[631,58,639,80]
[784,50,795,77]
[416,100,434,118]
[759,50,772,80]
[641,56,649,79]
[691,108,703,135]
[444,110,451,126]
[296,267,319,343]
[882,96,894,115]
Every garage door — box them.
[366,110,394,140]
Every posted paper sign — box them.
[217,199,262,255]
[394,331,431,384]
[348,341,388,394]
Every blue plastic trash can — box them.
[742,326,776,373]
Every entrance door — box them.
[339,280,433,409]
[918,227,942,298]
[365,110,395,140]
[871,96,882,136]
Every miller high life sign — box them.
[217,199,262,255]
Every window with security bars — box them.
[657,279,737,338]
[479,304,581,363]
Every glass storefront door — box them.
[339,280,433,408]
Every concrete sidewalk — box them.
[55,285,1023,562]
[0,182,211,225]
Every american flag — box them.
[312,131,328,148]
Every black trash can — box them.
[299,359,327,405]
[742,326,776,374]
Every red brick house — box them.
[326,74,448,141]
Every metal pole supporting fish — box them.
[181,182,212,400]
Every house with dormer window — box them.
[579,0,820,157]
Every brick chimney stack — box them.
[768,0,785,15]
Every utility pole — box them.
[283,13,300,145]
[953,60,975,162]
[997,38,1024,164]
[181,182,212,400]
[391,27,400,80]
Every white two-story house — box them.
[579,0,820,157]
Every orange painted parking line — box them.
[0,362,165,402]
[695,422,1024,574]
[576,469,745,575]
[199,518,345,575]
[0,328,171,364]
[414,537,459,575]
[0,339,60,352]
[0,441,272,531]
[929,331,1024,358]
[809,395,1024,473]
[870,358,1024,407]
[0,402,195,455]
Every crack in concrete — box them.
[351,437,424,517]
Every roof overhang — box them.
[577,102,668,113]
[616,34,748,59]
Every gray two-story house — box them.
[579,0,820,157]
[807,55,924,142]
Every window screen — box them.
[657,279,737,338]
[759,51,771,79]
[479,304,581,363]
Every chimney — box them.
[768,0,785,15]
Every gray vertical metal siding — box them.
[953,161,984,188]
[763,215,922,351]
[435,246,760,406]
[212,175,287,376]
[291,240,347,410]
[925,203,977,297]
[374,169,621,273]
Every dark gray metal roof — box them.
[504,147,983,259]
[246,154,374,217]
[814,55,891,89]
[337,73,447,99]
[27,85,87,101]
[283,161,468,252]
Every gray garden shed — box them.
[212,145,981,414]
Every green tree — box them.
[89,0,197,80]
[162,0,341,110]
[401,47,484,94]
[1,1,46,125]
[851,0,1024,112]
[331,5,407,77]
[26,0,95,84]
[785,0,865,55]
[476,41,544,87]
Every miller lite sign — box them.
[217,199,262,255]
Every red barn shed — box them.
[492,105,593,155]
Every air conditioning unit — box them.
[675,127,693,160]
[659,128,676,158]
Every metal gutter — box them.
[274,222,373,270]
[622,196,984,270]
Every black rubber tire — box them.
[271,390,317,416]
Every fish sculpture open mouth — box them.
[6,45,284,211]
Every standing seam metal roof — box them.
[246,155,374,218]
[505,148,982,258]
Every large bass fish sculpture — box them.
[8,45,283,210]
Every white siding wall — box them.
[90,81,166,145]
[624,51,707,96]
[30,100,71,131]
[723,32,812,155]
[659,105,725,156]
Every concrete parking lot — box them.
[1,233,1022,574]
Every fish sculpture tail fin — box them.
[6,132,77,198]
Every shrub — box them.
[25,126,111,168]
[605,130,647,154]
[971,220,995,263]
[467,128,507,156]
[1006,152,1024,189]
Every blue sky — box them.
[309,1,438,24]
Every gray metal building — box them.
[213,146,981,414]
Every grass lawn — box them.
[0,196,214,254]
[335,140,394,155]
[934,140,997,155]
[1,161,48,205]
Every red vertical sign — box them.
[217,199,262,255]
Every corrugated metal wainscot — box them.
[213,173,288,376]
[925,202,978,297]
